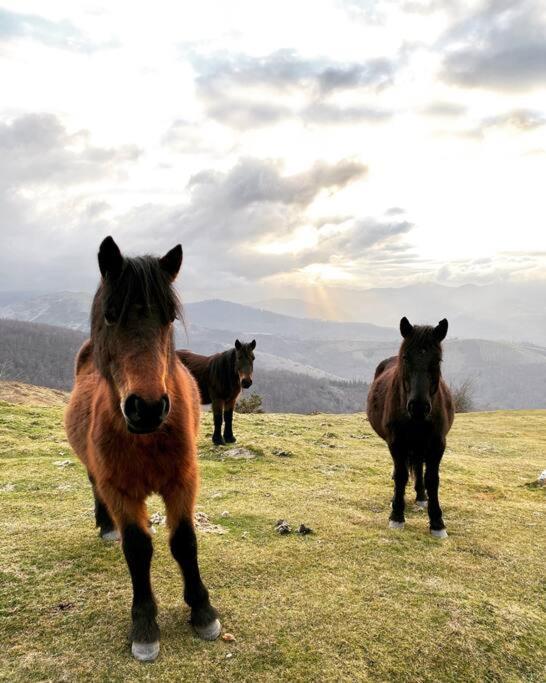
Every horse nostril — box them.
[160,394,170,419]
[124,394,143,421]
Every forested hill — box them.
[0,319,367,414]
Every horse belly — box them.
[65,374,96,469]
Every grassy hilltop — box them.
[0,386,544,682]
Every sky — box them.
[0,0,545,303]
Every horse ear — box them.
[98,236,123,279]
[160,244,183,281]
[235,339,242,350]
[434,318,448,342]
[250,339,256,350]
[400,316,413,339]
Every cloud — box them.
[441,0,546,91]
[190,49,397,129]
[303,102,392,125]
[0,153,369,290]
[193,49,395,96]
[421,101,467,117]
[481,109,546,132]
[0,7,113,52]
[0,113,141,187]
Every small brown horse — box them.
[177,340,256,445]
[367,317,454,538]
[65,237,220,662]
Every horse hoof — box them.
[416,500,428,510]
[388,520,404,530]
[194,618,221,641]
[101,529,120,541]
[131,641,160,662]
[430,528,448,539]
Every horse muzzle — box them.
[407,398,431,421]
[241,378,253,389]
[123,393,170,434]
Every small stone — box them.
[222,633,236,642]
[272,449,293,457]
[226,653,233,659]
[538,469,546,486]
[275,519,291,534]
[221,511,230,518]
[150,512,166,525]
[54,460,74,468]
[297,524,313,535]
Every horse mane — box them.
[209,348,236,393]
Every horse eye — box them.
[104,307,117,326]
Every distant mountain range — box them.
[1,289,545,410]
[253,280,546,346]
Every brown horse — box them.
[177,340,256,445]
[65,237,220,662]
[367,317,454,538]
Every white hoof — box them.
[388,520,405,530]
[416,500,428,510]
[194,618,222,641]
[431,528,448,539]
[101,529,120,541]
[131,640,160,662]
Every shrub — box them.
[235,393,264,414]
[451,378,475,413]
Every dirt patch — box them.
[194,511,228,534]
[0,381,69,407]
[223,447,257,460]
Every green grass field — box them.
[0,394,544,682]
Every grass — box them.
[0,392,545,682]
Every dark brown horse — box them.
[65,237,220,662]
[177,340,256,445]
[367,317,454,538]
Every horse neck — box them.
[392,357,408,410]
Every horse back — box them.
[176,350,212,404]
[373,355,397,380]
[367,360,399,441]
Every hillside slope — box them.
[0,401,544,682]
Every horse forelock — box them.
[399,325,443,360]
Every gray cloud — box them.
[189,49,397,129]
[0,113,141,187]
[0,154,369,290]
[193,49,395,97]
[441,0,546,91]
[0,7,115,52]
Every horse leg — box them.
[88,473,119,540]
[163,485,220,640]
[413,461,428,509]
[389,446,408,529]
[223,399,236,443]
[103,489,160,661]
[425,447,447,538]
[212,398,225,445]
